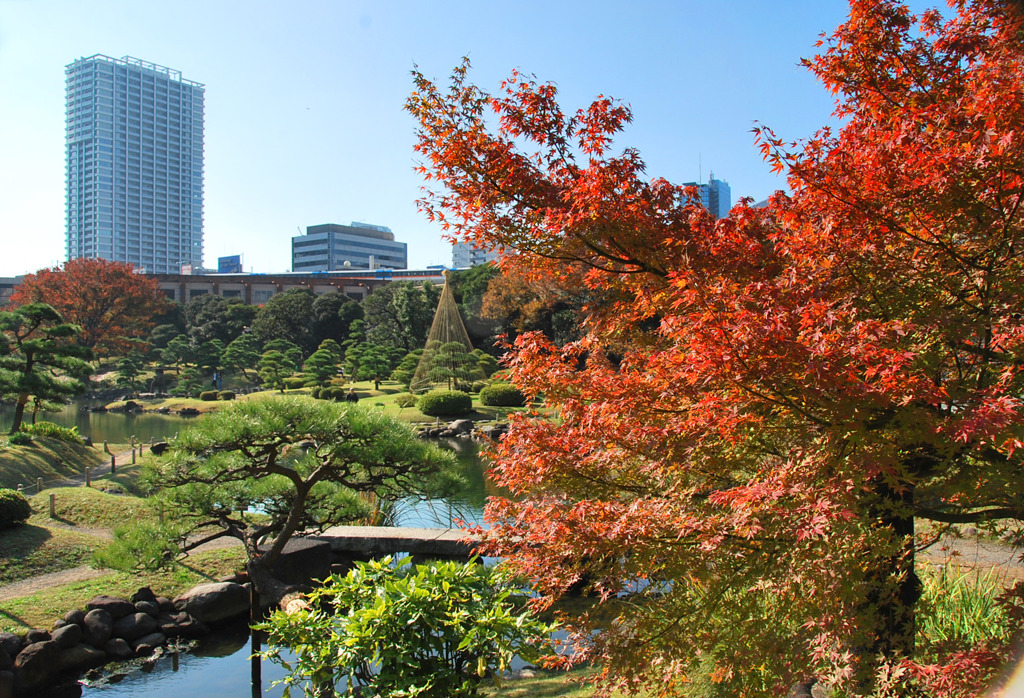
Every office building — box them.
[292,222,408,272]
[452,240,499,268]
[682,175,731,219]
[65,55,204,274]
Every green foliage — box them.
[171,365,205,397]
[221,333,261,378]
[258,349,295,393]
[478,383,526,407]
[418,389,473,417]
[199,390,219,401]
[283,376,306,390]
[161,333,195,369]
[115,350,146,394]
[93,520,183,572]
[917,565,1014,659]
[23,421,79,443]
[253,288,318,355]
[8,432,33,446]
[362,281,440,352]
[303,347,341,386]
[218,390,236,401]
[395,393,418,409]
[0,488,32,529]
[257,557,555,698]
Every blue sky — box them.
[0,1,883,276]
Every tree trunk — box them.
[9,393,29,435]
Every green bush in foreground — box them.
[199,390,219,401]
[7,432,32,446]
[417,389,472,417]
[0,488,32,529]
[257,557,555,697]
[478,383,526,407]
[394,393,418,409]
[22,421,80,443]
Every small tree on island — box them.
[122,396,460,603]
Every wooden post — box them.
[36,477,43,493]
[85,466,91,487]
[132,448,136,464]
[111,455,116,474]
[49,493,56,519]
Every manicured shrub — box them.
[318,386,343,401]
[0,488,32,529]
[310,386,322,399]
[8,432,33,446]
[283,376,306,390]
[218,390,236,401]
[417,389,472,417]
[394,393,418,409]
[199,390,219,401]
[479,383,526,407]
[23,421,80,443]
[470,380,489,393]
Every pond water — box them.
[0,400,198,444]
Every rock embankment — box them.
[0,582,250,695]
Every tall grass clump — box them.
[916,564,1013,658]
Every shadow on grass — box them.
[0,524,53,557]
[0,607,30,629]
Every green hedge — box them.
[199,390,219,401]
[478,383,526,407]
[23,421,80,443]
[283,376,306,390]
[0,488,32,529]
[417,390,472,417]
[395,393,418,409]
[218,391,236,401]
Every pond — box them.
[0,400,198,445]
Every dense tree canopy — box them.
[407,2,1024,694]
[10,258,168,358]
[362,281,440,352]
[0,303,92,434]
[252,288,317,355]
[183,293,255,346]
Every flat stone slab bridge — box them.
[316,526,482,561]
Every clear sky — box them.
[0,0,888,277]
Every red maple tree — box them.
[407,1,1024,695]
[10,258,169,359]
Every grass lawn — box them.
[0,437,110,490]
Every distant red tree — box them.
[407,1,1024,694]
[11,258,169,358]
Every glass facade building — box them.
[65,55,204,274]
[292,222,408,271]
[682,176,731,219]
[452,240,499,268]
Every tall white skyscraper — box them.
[65,55,204,273]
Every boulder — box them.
[112,612,158,643]
[0,633,22,658]
[135,600,160,617]
[0,648,11,672]
[150,441,170,455]
[86,595,135,619]
[0,670,12,698]
[82,608,113,647]
[156,596,175,613]
[52,619,67,630]
[131,632,167,655]
[63,609,86,626]
[174,582,249,624]
[157,612,208,639]
[24,629,49,645]
[448,419,474,435]
[130,587,159,604]
[58,643,107,672]
[13,640,59,693]
[103,638,134,661]
[50,623,83,650]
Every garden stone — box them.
[52,619,67,630]
[156,596,175,612]
[0,633,22,658]
[0,670,12,698]
[132,632,167,655]
[82,608,113,647]
[130,587,159,604]
[0,648,11,672]
[174,582,249,624]
[157,612,208,639]
[103,638,134,661]
[150,441,170,455]
[63,609,86,626]
[13,640,59,693]
[24,629,49,644]
[86,595,135,619]
[51,623,83,649]
[112,612,158,643]
[58,643,107,671]
[135,600,160,617]
[448,419,474,434]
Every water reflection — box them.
[0,400,195,444]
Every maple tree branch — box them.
[915,507,1023,524]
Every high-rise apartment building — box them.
[65,55,204,274]
[292,222,408,272]
[682,175,731,219]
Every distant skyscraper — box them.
[292,222,408,271]
[452,240,499,268]
[65,55,204,274]
[682,175,731,219]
